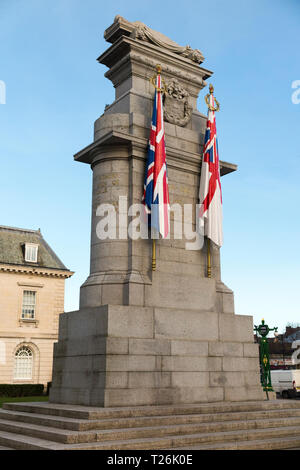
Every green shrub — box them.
[0,384,44,397]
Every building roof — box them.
[284,327,300,343]
[0,225,70,272]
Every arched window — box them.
[14,346,33,380]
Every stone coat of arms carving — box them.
[163,79,192,127]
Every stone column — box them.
[78,15,235,312]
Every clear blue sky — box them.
[0,0,299,334]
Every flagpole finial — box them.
[150,65,166,93]
[205,84,220,112]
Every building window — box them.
[24,243,38,263]
[14,346,33,380]
[22,291,36,319]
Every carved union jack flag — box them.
[199,87,223,247]
[142,73,170,238]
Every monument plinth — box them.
[49,16,264,407]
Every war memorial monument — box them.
[49,15,264,407]
[3,15,300,452]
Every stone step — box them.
[1,400,300,450]
[0,419,91,444]
[67,425,300,450]
[0,445,13,450]
[3,400,300,421]
[0,409,89,431]
[171,435,300,450]
[0,430,65,450]
[2,406,300,431]
[3,424,300,451]
[0,428,172,450]
[1,406,300,431]
[1,412,300,445]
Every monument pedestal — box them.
[50,303,264,407]
[50,16,264,406]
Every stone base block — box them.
[49,305,264,407]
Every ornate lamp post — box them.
[254,319,278,393]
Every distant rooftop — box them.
[0,225,70,272]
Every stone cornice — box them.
[99,36,212,84]
[0,332,59,340]
[74,129,237,176]
[0,263,74,279]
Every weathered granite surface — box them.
[50,306,263,406]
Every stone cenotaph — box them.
[49,16,264,407]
